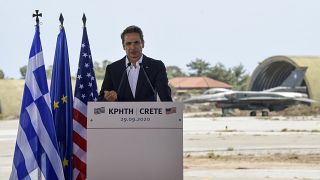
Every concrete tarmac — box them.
[1,116,320,179]
[183,116,320,180]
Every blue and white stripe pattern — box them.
[10,25,65,180]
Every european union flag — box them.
[10,25,64,180]
[50,25,73,180]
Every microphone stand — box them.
[117,62,131,96]
[139,63,157,101]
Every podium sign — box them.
[87,102,183,180]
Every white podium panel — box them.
[87,102,183,180]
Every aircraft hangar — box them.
[248,56,320,102]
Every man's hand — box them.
[104,90,118,101]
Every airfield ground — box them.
[1,115,320,179]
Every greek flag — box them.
[10,25,65,180]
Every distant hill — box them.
[0,79,103,120]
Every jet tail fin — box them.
[280,67,307,88]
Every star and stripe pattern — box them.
[73,26,98,180]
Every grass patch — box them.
[216,129,238,132]
[0,80,24,119]
[207,152,221,159]
[275,104,320,116]
[281,128,320,132]
[184,104,320,117]
[0,79,103,120]
[227,147,234,151]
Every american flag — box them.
[165,107,177,114]
[72,26,98,180]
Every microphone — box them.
[139,63,157,101]
[117,62,131,95]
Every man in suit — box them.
[98,25,172,101]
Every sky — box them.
[1,0,320,79]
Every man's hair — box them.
[121,25,144,45]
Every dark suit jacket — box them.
[98,55,172,101]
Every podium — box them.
[87,102,183,180]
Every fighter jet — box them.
[184,68,315,116]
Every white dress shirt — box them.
[126,55,143,98]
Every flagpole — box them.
[10,9,65,180]
[82,13,87,27]
[32,10,42,30]
[32,10,42,179]
[73,12,99,179]
[59,13,64,29]
[51,11,73,179]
